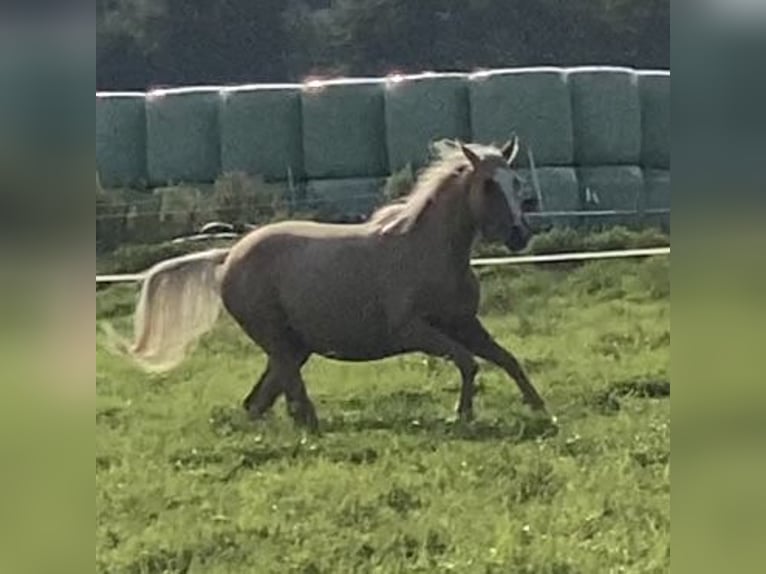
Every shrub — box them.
[382,163,415,203]
[212,172,291,225]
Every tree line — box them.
[97,0,669,91]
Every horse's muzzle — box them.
[506,225,531,252]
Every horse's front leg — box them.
[446,316,548,413]
[243,362,281,417]
[396,318,479,420]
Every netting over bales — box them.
[638,71,670,169]
[384,73,470,171]
[642,168,670,230]
[96,93,147,188]
[470,67,574,167]
[155,185,218,239]
[578,166,645,228]
[568,67,642,165]
[304,178,384,218]
[220,84,304,181]
[146,87,221,185]
[302,79,388,179]
[516,167,579,228]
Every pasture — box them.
[96,254,670,573]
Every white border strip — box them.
[96,247,670,285]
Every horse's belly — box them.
[284,295,399,360]
[302,328,399,361]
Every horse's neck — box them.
[419,192,477,271]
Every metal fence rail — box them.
[96,246,670,285]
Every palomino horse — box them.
[131,137,548,430]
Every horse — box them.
[129,136,549,431]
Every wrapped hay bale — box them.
[577,166,645,229]
[568,67,642,165]
[96,92,147,188]
[154,185,219,239]
[220,84,304,181]
[515,167,579,228]
[304,178,385,219]
[302,78,388,179]
[146,87,221,186]
[638,71,670,169]
[384,73,470,171]
[469,67,573,166]
[642,168,671,230]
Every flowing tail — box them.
[130,247,231,372]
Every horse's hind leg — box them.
[228,298,315,425]
[279,365,319,432]
[243,352,315,427]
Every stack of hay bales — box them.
[146,86,221,185]
[638,70,670,230]
[220,84,304,182]
[96,92,147,189]
[301,78,389,214]
[384,72,471,172]
[470,67,578,227]
[146,86,222,236]
[568,66,645,228]
[94,65,670,238]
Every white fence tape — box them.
[96,246,670,285]
[470,246,670,267]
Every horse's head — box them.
[459,136,537,253]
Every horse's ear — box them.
[459,142,481,171]
[501,135,520,165]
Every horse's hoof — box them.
[457,409,475,423]
[527,408,559,431]
[524,397,548,413]
[245,400,274,421]
[297,415,321,435]
[287,400,320,433]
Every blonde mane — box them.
[370,141,503,235]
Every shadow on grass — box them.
[205,390,560,481]
[591,377,670,414]
[210,390,560,445]
[320,412,559,443]
[317,390,558,443]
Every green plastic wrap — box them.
[146,87,222,185]
[302,78,388,179]
[220,84,304,181]
[568,67,642,165]
[638,71,670,169]
[384,73,470,171]
[470,67,574,167]
[96,92,147,188]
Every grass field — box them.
[96,255,670,573]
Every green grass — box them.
[96,257,670,573]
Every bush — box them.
[98,240,232,275]
[526,226,668,256]
[212,172,291,225]
[382,163,415,203]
